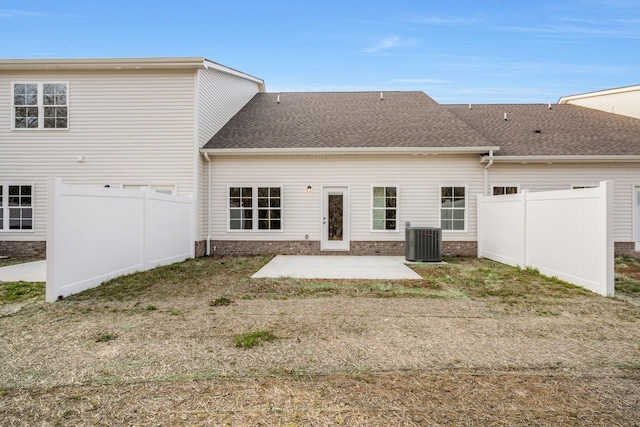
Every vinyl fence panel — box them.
[477,181,614,296]
[46,178,194,302]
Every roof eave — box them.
[202,59,265,90]
[0,56,266,90]
[0,57,210,71]
[483,155,640,164]
[201,146,501,157]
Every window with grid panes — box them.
[229,187,253,230]
[13,83,68,129]
[258,187,281,230]
[0,185,33,231]
[372,186,397,230]
[440,186,466,231]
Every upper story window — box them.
[13,82,68,129]
[372,186,397,231]
[440,186,466,231]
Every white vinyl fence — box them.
[46,178,194,302]
[477,181,614,296]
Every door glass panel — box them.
[328,194,343,241]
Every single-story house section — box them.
[201,90,640,256]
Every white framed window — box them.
[371,186,398,231]
[0,184,34,231]
[492,185,519,195]
[12,82,68,129]
[440,185,466,231]
[229,186,282,231]
[257,187,281,230]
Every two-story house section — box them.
[0,57,264,257]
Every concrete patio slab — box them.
[251,255,423,280]
[0,260,47,282]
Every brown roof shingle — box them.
[203,91,492,150]
[443,103,640,156]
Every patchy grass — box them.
[2,255,640,426]
[615,255,640,297]
[64,255,604,308]
[412,257,592,305]
[0,281,45,304]
[95,333,118,343]
[234,331,278,349]
[210,296,233,306]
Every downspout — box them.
[484,150,494,196]
[204,152,212,256]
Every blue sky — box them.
[1,0,638,103]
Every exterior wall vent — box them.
[405,227,442,262]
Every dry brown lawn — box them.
[1,256,639,426]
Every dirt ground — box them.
[1,256,639,426]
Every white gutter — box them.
[204,152,213,256]
[201,146,501,157]
[0,57,208,70]
[483,150,494,196]
[481,155,640,164]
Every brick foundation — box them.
[614,242,637,256]
[0,241,47,258]
[195,240,207,258]
[1,239,634,260]
[442,241,478,257]
[207,240,478,257]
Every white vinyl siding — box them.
[210,155,482,242]
[0,70,196,242]
[196,68,261,240]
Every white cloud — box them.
[393,78,447,84]
[0,9,78,18]
[0,10,46,18]
[362,36,419,53]
[402,13,479,26]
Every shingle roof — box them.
[203,91,492,150]
[443,103,640,156]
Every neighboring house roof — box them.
[558,84,640,120]
[202,91,498,155]
[0,57,265,90]
[558,84,640,103]
[443,103,640,160]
